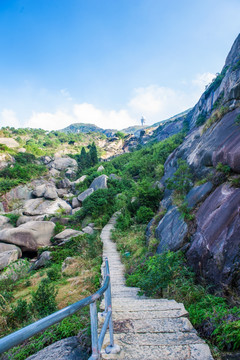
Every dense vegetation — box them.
[0,231,102,360]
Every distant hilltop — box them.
[59,109,192,137]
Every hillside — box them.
[0,34,239,359]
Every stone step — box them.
[101,343,213,360]
[114,317,194,333]
[112,308,188,320]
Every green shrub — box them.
[235,114,240,125]
[47,266,61,281]
[136,206,154,224]
[54,222,65,235]
[166,159,193,195]
[4,213,20,227]
[116,209,132,230]
[196,113,207,127]
[216,162,231,174]
[10,299,31,325]
[30,279,58,317]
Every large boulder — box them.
[32,184,46,198]
[186,184,240,292]
[16,215,46,226]
[23,198,72,216]
[0,242,22,257]
[72,197,81,209]
[77,188,94,204]
[54,229,83,244]
[26,337,87,360]
[44,185,58,200]
[89,175,108,190]
[0,215,9,227]
[155,206,188,253]
[0,221,55,252]
[0,250,20,270]
[48,157,78,171]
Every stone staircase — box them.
[99,214,213,360]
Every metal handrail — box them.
[0,257,120,359]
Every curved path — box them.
[100,214,213,360]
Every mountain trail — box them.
[99,213,213,360]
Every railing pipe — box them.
[90,301,99,359]
[0,263,110,355]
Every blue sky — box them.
[0,0,239,130]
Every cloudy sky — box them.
[0,0,239,130]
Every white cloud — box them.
[25,104,136,131]
[26,110,76,130]
[192,72,215,92]
[0,109,21,128]
[128,85,197,123]
[4,77,214,131]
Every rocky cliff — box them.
[149,33,240,294]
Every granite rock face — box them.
[186,184,240,292]
[26,337,87,360]
[155,206,188,254]
[186,182,213,208]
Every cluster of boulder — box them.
[0,160,110,272]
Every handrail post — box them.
[104,257,118,354]
[90,301,99,360]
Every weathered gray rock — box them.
[16,215,46,226]
[155,206,188,253]
[65,168,76,179]
[82,225,94,235]
[57,177,71,189]
[26,337,87,360]
[72,197,81,209]
[0,153,15,170]
[97,165,105,172]
[0,259,29,281]
[0,215,9,227]
[57,188,69,198]
[49,168,60,177]
[23,198,72,216]
[32,184,46,198]
[44,186,58,200]
[71,207,81,215]
[0,250,20,270]
[0,242,22,257]
[77,188,94,204]
[109,173,121,180]
[31,251,52,270]
[186,182,213,208]
[153,181,164,190]
[48,157,78,171]
[0,137,19,148]
[54,229,83,243]
[186,184,240,292]
[89,175,108,190]
[0,221,55,251]
[41,155,53,165]
[72,175,87,185]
